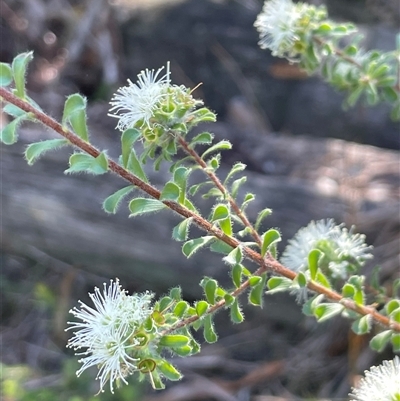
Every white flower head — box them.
[254,0,303,58]
[109,66,170,131]
[280,219,373,279]
[66,279,154,393]
[349,356,400,401]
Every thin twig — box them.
[1,87,399,333]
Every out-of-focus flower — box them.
[254,0,302,58]
[349,356,400,401]
[66,279,153,393]
[280,219,373,279]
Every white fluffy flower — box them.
[280,219,373,279]
[254,0,302,57]
[109,66,170,131]
[349,356,400,401]
[66,279,153,393]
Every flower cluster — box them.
[66,279,154,393]
[349,356,400,401]
[108,64,206,137]
[280,219,373,279]
[254,0,303,58]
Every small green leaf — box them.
[296,272,307,288]
[315,271,331,289]
[25,139,69,165]
[342,283,356,298]
[382,87,398,102]
[370,330,392,352]
[391,333,400,352]
[315,23,332,34]
[159,335,190,348]
[129,198,166,217]
[172,217,192,242]
[159,296,173,312]
[62,94,89,141]
[261,229,281,257]
[249,276,262,287]
[203,278,218,305]
[308,249,322,280]
[172,345,193,357]
[231,176,247,199]
[266,277,292,293]
[201,140,232,159]
[386,299,400,315]
[196,300,209,317]
[390,308,400,323]
[241,193,255,211]
[211,204,229,221]
[189,132,214,147]
[224,293,235,307]
[223,162,246,185]
[210,239,233,254]
[182,236,214,258]
[12,51,33,98]
[230,298,244,323]
[0,63,12,86]
[169,286,181,300]
[126,148,148,182]
[103,186,135,214]
[157,360,182,381]
[3,103,26,118]
[255,208,272,231]
[174,301,189,318]
[314,303,344,322]
[351,315,372,335]
[121,128,141,167]
[203,315,218,343]
[65,152,108,175]
[160,182,180,202]
[1,116,24,144]
[231,264,242,288]
[249,273,267,306]
[223,246,243,266]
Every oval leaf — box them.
[370,330,392,352]
[129,198,166,217]
[308,249,322,280]
[172,217,192,242]
[121,128,141,167]
[160,182,180,202]
[182,236,214,258]
[159,335,189,348]
[0,63,12,86]
[157,360,182,381]
[12,51,33,98]
[203,315,218,343]
[103,185,135,214]
[201,140,232,159]
[230,298,244,323]
[196,300,209,317]
[25,139,69,165]
[261,229,281,257]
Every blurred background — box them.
[0,0,399,400]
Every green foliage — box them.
[62,94,89,141]
[0,62,12,86]
[25,139,70,165]
[12,51,33,99]
[129,198,166,217]
[261,229,281,258]
[172,217,192,241]
[103,186,135,214]
[65,152,108,175]
[182,236,214,258]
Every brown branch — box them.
[1,86,399,333]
